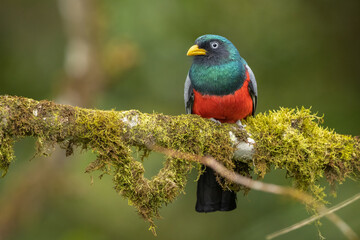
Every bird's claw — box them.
[236,120,246,129]
[209,118,222,125]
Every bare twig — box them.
[267,193,360,240]
[148,144,359,240]
[0,96,358,237]
[148,144,314,203]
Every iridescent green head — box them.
[187,34,243,65]
[187,34,247,95]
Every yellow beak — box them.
[186,45,207,56]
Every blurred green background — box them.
[0,0,359,239]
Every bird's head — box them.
[187,34,241,65]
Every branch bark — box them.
[0,95,359,235]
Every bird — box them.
[184,34,258,213]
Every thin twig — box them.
[147,144,359,240]
[148,144,314,203]
[267,193,360,240]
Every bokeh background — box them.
[0,0,359,239]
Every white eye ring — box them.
[210,41,219,49]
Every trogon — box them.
[184,34,258,212]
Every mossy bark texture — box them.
[0,95,359,232]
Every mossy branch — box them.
[0,95,359,234]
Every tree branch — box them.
[0,95,359,235]
[148,144,359,240]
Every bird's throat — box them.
[189,61,246,96]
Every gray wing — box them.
[184,73,194,114]
[246,65,258,116]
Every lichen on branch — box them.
[0,95,359,233]
[0,95,249,233]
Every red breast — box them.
[191,70,253,123]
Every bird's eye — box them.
[210,41,219,49]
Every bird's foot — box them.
[209,118,222,125]
[236,120,246,129]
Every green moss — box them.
[0,96,359,234]
[74,110,245,233]
[0,135,15,176]
[244,107,360,203]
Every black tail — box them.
[195,167,237,212]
